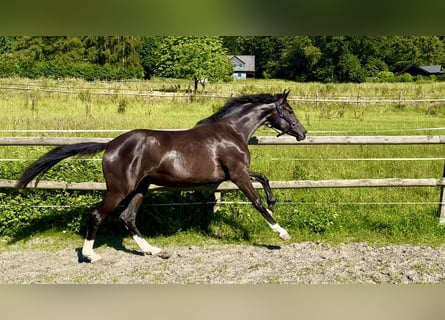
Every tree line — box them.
[223,36,445,82]
[0,36,444,84]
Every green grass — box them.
[1,77,445,250]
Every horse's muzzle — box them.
[289,124,307,141]
[295,132,306,141]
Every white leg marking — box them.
[81,239,102,262]
[133,235,162,255]
[268,223,291,241]
[266,209,290,240]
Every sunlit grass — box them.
[1,77,445,247]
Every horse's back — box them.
[102,127,232,187]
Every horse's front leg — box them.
[249,171,276,211]
[232,175,290,241]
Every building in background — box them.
[400,65,444,76]
[228,55,255,80]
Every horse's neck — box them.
[225,104,272,143]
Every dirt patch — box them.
[1,242,445,284]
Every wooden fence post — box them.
[439,160,445,224]
[213,191,222,213]
[398,91,402,108]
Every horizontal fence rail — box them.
[1,84,445,104]
[1,135,445,146]
[1,178,445,191]
[1,135,444,222]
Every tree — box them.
[12,36,45,63]
[140,37,162,79]
[82,36,143,68]
[310,36,347,82]
[270,36,321,81]
[412,36,445,66]
[343,36,388,77]
[7,36,144,80]
[336,52,366,82]
[2,36,445,82]
[0,36,14,54]
[384,36,421,71]
[49,37,85,64]
[153,36,232,92]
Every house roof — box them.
[228,55,255,72]
[417,65,443,74]
[403,65,444,75]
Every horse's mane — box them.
[197,93,282,125]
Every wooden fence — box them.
[2,83,445,104]
[1,135,445,222]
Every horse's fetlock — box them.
[119,212,134,225]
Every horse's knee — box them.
[267,198,277,211]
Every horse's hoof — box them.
[279,232,291,241]
[82,253,103,263]
[151,250,171,259]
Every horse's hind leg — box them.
[119,181,171,259]
[81,190,124,262]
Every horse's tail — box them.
[16,142,108,188]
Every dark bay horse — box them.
[17,91,307,262]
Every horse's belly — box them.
[146,150,225,186]
[149,171,224,187]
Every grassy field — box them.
[1,77,445,249]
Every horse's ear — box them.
[284,89,290,99]
[279,90,290,103]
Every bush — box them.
[0,189,100,238]
[0,56,145,80]
[376,71,396,82]
[0,54,21,77]
[398,73,413,82]
[0,189,218,240]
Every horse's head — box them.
[269,90,307,141]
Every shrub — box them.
[398,73,413,82]
[0,59,145,81]
[0,54,21,77]
[376,71,396,82]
